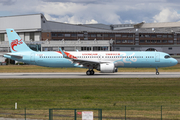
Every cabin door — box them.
[155,53,160,62]
[30,53,35,62]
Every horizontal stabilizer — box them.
[4,53,23,59]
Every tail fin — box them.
[6,28,33,53]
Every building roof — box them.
[1,13,180,33]
[82,24,111,30]
[0,13,42,33]
[135,22,180,28]
[42,21,112,32]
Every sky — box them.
[1,0,180,24]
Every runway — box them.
[0,72,180,78]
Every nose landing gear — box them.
[156,68,159,75]
[86,69,95,75]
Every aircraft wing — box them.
[72,58,109,68]
[59,48,109,68]
[4,53,23,59]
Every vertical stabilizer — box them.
[6,29,33,53]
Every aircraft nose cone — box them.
[176,59,178,64]
[173,58,178,65]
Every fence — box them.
[49,108,102,120]
[0,105,179,120]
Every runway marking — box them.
[0,72,180,78]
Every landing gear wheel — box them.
[156,72,159,75]
[86,70,91,75]
[90,70,94,75]
[86,69,95,75]
[156,68,159,75]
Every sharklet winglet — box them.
[59,48,67,57]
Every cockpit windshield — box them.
[164,55,171,59]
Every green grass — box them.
[0,78,180,109]
[0,78,180,119]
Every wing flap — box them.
[72,59,109,68]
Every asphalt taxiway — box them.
[0,72,180,78]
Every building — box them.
[0,13,180,59]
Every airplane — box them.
[3,28,178,75]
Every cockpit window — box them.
[164,55,171,59]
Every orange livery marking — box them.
[56,51,77,59]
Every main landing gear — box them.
[86,69,95,75]
[156,68,159,75]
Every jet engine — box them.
[97,63,118,73]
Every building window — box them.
[139,34,144,37]
[128,34,133,37]
[71,34,77,37]
[52,33,57,37]
[64,34,70,37]
[162,35,167,38]
[30,32,34,41]
[157,40,161,43]
[131,48,134,50]
[177,35,180,38]
[122,40,127,43]
[43,47,53,51]
[97,34,103,37]
[104,34,109,37]
[146,48,157,51]
[78,34,84,37]
[115,34,121,37]
[168,47,172,50]
[151,35,156,38]
[0,34,4,41]
[168,40,173,43]
[157,35,162,38]
[168,35,173,38]
[109,34,115,37]
[90,34,96,37]
[58,34,63,37]
[146,40,151,43]
[0,47,8,52]
[139,40,145,43]
[151,40,156,43]
[145,35,150,38]
[122,34,127,37]
[116,40,121,43]
[93,46,108,51]
[128,40,133,43]
[162,40,167,43]
[81,47,91,51]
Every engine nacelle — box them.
[97,63,118,73]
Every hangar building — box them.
[0,13,180,62]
